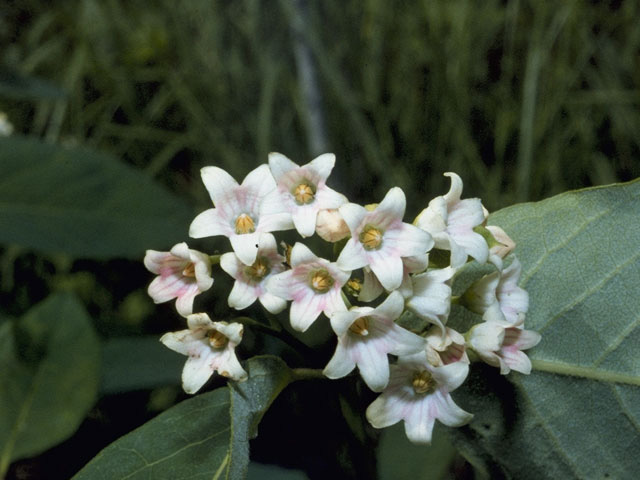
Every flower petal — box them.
[308,153,336,181]
[189,208,233,238]
[230,232,261,266]
[228,279,258,310]
[200,166,238,205]
[181,351,215,394]
[339,202,367,233]
[292,208,319,237]
[432,389,473,427]
[290,291,323,332]
[336,238,368,272]
[259,292,288,314]
[356,341,391,392]
[404,398,435,444]
[369,252,404,291]
[323,339,357,379]
[242,164,276,199]
[268,152,298,180]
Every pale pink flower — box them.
[406,266,456,333]
[189,164,293,266]
[415,172,488,268]
[160,314,248,393]
[268,153,347,237]
[366,351,472,444]
[220,233,287,314]
[337,188,434,291]
[467,315,541,374]
[324,291,426,391]
[266,243,350,332]
[462,257,528,325]
[425,326,469,366]
[144,242,213,317]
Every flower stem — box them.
[234,316,314,355]
[291,368,326,381]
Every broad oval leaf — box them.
[0,293,100,473]
[74,355,292,479]
[0,135,194,259]
[450,180,640,479]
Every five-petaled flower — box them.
[467,314,541,374]
[220,233,287,314]
[266,243,350,332]
[324,291,426,391]
[337,187,434,291]
[366,351,473,444]
[189,164,293,266]
[414,172,488,268]
[144,242,213,317]
[268,153,347,237]
[160,314,248,394]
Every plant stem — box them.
[291,368,326,381]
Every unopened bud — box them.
[316,209,350,242]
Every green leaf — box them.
[0,68,67,100]
[0,293,100,474]
[74,355,292,479]
[450,180,640,479]
[0,135,194,259]
[100,336,183,395]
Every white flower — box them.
[189,164,293,266]
[160,314,248,393]
[0,112,14,136]
[144,242,213,317]
[220,233,287,314]
[414,172,488,268]
[337,188,434,291]
[366,351,472,444]
[406,266,456,333]
[462,257,528,324]
[266,243,350,332]
[425,326,469,366]
[467,315,541,374]
[268,153,347,237]
[324,291,426,391]
[360,254,428,302]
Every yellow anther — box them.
[208,330,228,349]
[182,262,196,277]
[359,225,383,250]
[345,278,362,297]
[310,269,334,293]
[293,182,316,205]
[235,213,255,234]
[349,316,370,336]
[412,370,435,394]
[245,257,270,280]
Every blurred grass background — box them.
[2,0,639,213]
[2,1,640,478]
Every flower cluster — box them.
[144,154,540,444]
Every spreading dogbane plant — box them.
[144,154,539,448]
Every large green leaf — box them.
[74,355,292,479]
[450,180,640,478]
[0,135,194,259]
[0,293,100,475]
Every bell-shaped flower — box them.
[360,254,428,302]
[461,257,528,324]
[414,172,488,268]
[160,314,248,393]
[268,153,347,237]
[144,242,213,317]
[425,326,469,366]
[406,266,456,333]
[220,233,287,314]
[366,351,472,444]
[266,243,350,332]
[337,188,434,291]
[467,315,541,374]
[323,291,426,391]
[189,164,293,266]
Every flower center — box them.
[359,224,383,250]
[309,269,334,293]
[182,262,196,277]
[292,181,316,205]
[235,213,255,234]
[245,257,270,280]
[349,316,370,336]
[412,370,435,394]
[208,330,228,349]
